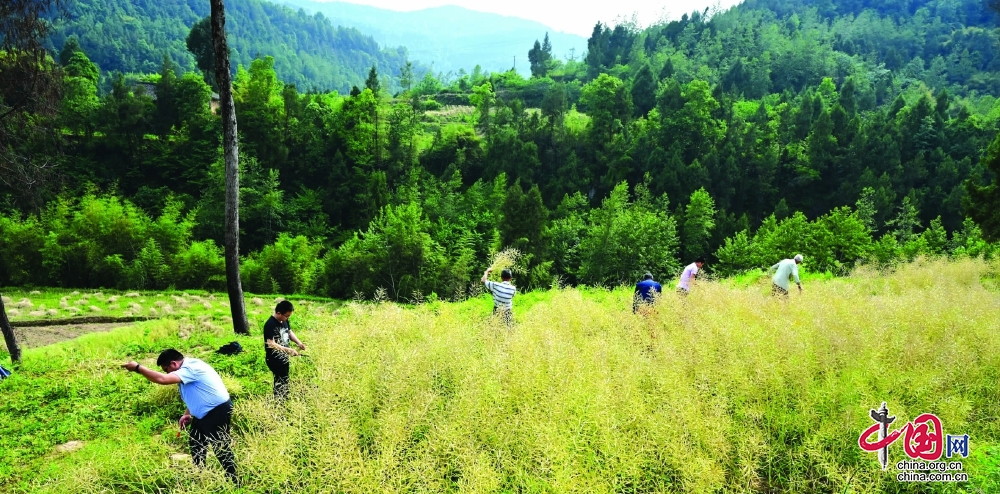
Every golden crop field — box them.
[2,258,998,493]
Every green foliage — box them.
[243,235,324,295]
[715,208,875,276]
[682,187,716,260]
[577,181,679,285]
[172,241,226,291]
[185,17,215,88]
[49,0,420,93]
[321,202,443,300]
[527,33,553,78]
[6,0,1000,299]
[500,182,550,289]
[964,132,1000,241]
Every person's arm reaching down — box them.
[288,330,306,351]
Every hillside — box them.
[276,0,588,76]
[2,0,999,300]
[46,0,418,92]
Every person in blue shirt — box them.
[633,272,662,313]
[122,349,237,483]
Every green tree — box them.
[365,65,382,170]
[58,36,82,66]
[469,82,496,141]
[233,56,287,168]
[631,63,656,117]
[399,61,413,94]
[64,51,99,83]
[581,74,632,183]
[964,134,1000,241]
[500,181,550,288]
[153,56,179,135]
[855,187,877,233]
[365,64,381,94]
[886,196,921,244]
[61,52,100,136]
[528,33,553,78]
[578,181,679,285]
[186,16,216,88]
[661,79,725,165]
[682,187,716,260]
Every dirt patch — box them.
[54,441,85,453]
[13,323,135,349]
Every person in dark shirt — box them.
[633,272,662,313]
[263,300,306,401]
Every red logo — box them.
[859,413,943,461]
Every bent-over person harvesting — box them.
[122,349,237,483]
[633,272,662,313]
[676,257,706,295]
[769,254,804,297]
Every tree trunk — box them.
[0,293,22,364]
[210,0,250,335]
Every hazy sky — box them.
[322,0,745,37]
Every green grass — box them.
[0,289,341,324]
[2,259,999,493]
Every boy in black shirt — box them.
[263,300,306,401]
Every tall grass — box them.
[4,258,1000,493]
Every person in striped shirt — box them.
[482,267,516,325]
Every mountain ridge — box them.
[275,0,589,75]
[46,0,421,92]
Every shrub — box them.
[0,213,46,286]
[173,240,226,291]
[577,181,680,285]
[422,98,443,111]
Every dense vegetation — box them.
[2,0,1000,300]
[2,260,1000,492]
[46,0,418,92]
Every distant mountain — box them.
[275,1,589,76]
[47,0,420,93]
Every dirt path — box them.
[13,323,136,349]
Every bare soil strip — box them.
[9,316,155,328]
[12,323,137,349]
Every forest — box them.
[44,0,419,93]
[2,0,1000,300]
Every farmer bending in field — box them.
[769,254,804,297]
[264,300,306,402]
[633,272,662,313]
[122,349,237,483]
[676,257,706,296]
[482,267,515,326]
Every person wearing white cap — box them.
[768,254,803,297]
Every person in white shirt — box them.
[676,257,706,295]
[482,267,515,326]
[122,349,237,483]
[769,254,804,297]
